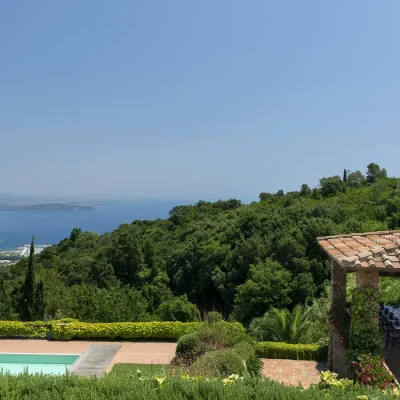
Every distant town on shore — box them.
[0,203,94,212]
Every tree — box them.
[366,163,387,184]
[232,259,292,325]
[290,272,317,304]
[34,280,45,320]
[259,192,275,202]
[69,227,82,242]
[311,188,321,199]
[55,285,149,322]
[158,295,200,322]
[347,170,366,187]
[319,176,346,197]
[276,190,284,197]
[300,184,311,196]
[19,236,45,321]
[20,237,36,321]
[108,227,147,287]
[0,275,14,319]
[343,169,348,183]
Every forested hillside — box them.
[1,163,398,325]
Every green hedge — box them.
[52,321,245,341]
[0,320,245,341]
[0,321,50,338]
[256,342,328,361]
[0,319,81,338]
[0,320,201,340]
[51,321,201,340]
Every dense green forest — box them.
[1,162,399,327]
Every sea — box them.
[0,200,186,251]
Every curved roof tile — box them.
[317,230,400,271]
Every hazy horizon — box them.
[0,191,259,205]
[2,1,400,199]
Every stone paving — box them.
[0,340,325,386]
[262,359,327,388]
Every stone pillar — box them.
[356,270,379,327]
[331,261,347,316]
[329,261,347,373]
[356,270,379,289]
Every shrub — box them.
[174,320,262,377]
[232,341,263,377]
[175,332,206,364]
[351,354,395,390]
[189,350,246,378]
[314,371,353,390]
[0,373,390,399]
[197,321,246,350]
[256,342,328,361]
[206,311,223,324]
[158,296,200,322]
[248,299,330,344]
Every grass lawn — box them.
[110,363,171,376]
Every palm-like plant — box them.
[259,305,310,343]
[305,297,330,345]
[248,298,330,344]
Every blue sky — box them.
[1,1,400,202]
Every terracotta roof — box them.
[317,230,400,271]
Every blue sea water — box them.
[0,200,184,250]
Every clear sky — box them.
[1,1,400,202]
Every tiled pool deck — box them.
[0,340,176,372]
[0,339,325,386]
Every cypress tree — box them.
[21,237,36,321]
[20,236,46,321]
[343,169,347,183]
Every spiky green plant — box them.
[249,298,330,344]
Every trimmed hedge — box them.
[256,342,328,361]
[51,321,201,340]
[0,320,245,341]
[0,321,50,338]
[52,321,245,341]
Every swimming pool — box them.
[0,353,80,375]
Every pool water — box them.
[0,353,79,375]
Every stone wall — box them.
[329,261,350,377]
[331,261,346,318]
[329,327,350,378]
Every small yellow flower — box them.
[154,377,166,385]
